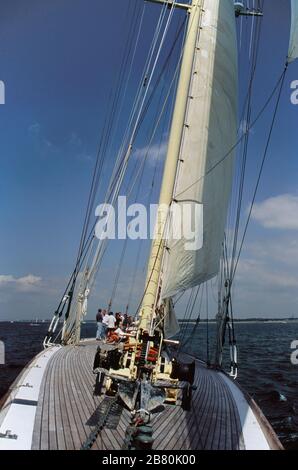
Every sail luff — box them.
[161,0,238,299]
[138,0,204,331]
[288,0,298,62]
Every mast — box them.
[139,0,203,331]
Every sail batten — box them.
[161,0,238,299]
[288,0,298,62]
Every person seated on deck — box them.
[106,323,126,344]
[106,331,120,343]
[107,328,126,344]
[115,323,126,338]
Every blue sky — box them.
[0,0,298,321]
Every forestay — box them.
[161,0,238,299]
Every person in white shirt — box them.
[107,312,116,338]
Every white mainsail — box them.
[289,0,298,62]
[163,297,180,339]
[161,0,238,299]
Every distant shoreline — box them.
[0,318,297,324]
[177,319,298,324]
[178,318,298,323]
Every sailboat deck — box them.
[26,340,281,450]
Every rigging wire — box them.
[59,2,185,340]
[99,13,187,311]
[102,0,196,231]
[133,0,268,352]
[132,3,206,320]
[183,288,203,346]
[173,8,265,355]
[125,14,186,314]
[228,5,263,277]
[105,2,169,193]
[176,3,281,362]
[47,4,207,342]
[213,8,265,365]
[173,290,186,306]
[214,61,288,367]
[109,0,176,180]
[52,0,287,349]
[125,97,171,312]
[177,289,195,346]
[178,285,202,350]
[78,0,168,259]
[86,8,190,297]
[76,1,141,267]
[231,64,288,282]
[45,1,154,339]
[108,100,167,310]
[249,0,255,59]
[52,1,143,324]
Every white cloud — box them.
[28,124,93,162]
[0,274,42,292]
[68,132,93,162]
[251,194,298,230]
[28,122,41,135]
[133,141,167,166]
[236,257,298,290]
[230,233,298,317]
[247,238,298,267]
[68,132,82,148]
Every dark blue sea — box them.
[0,321,297,450]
